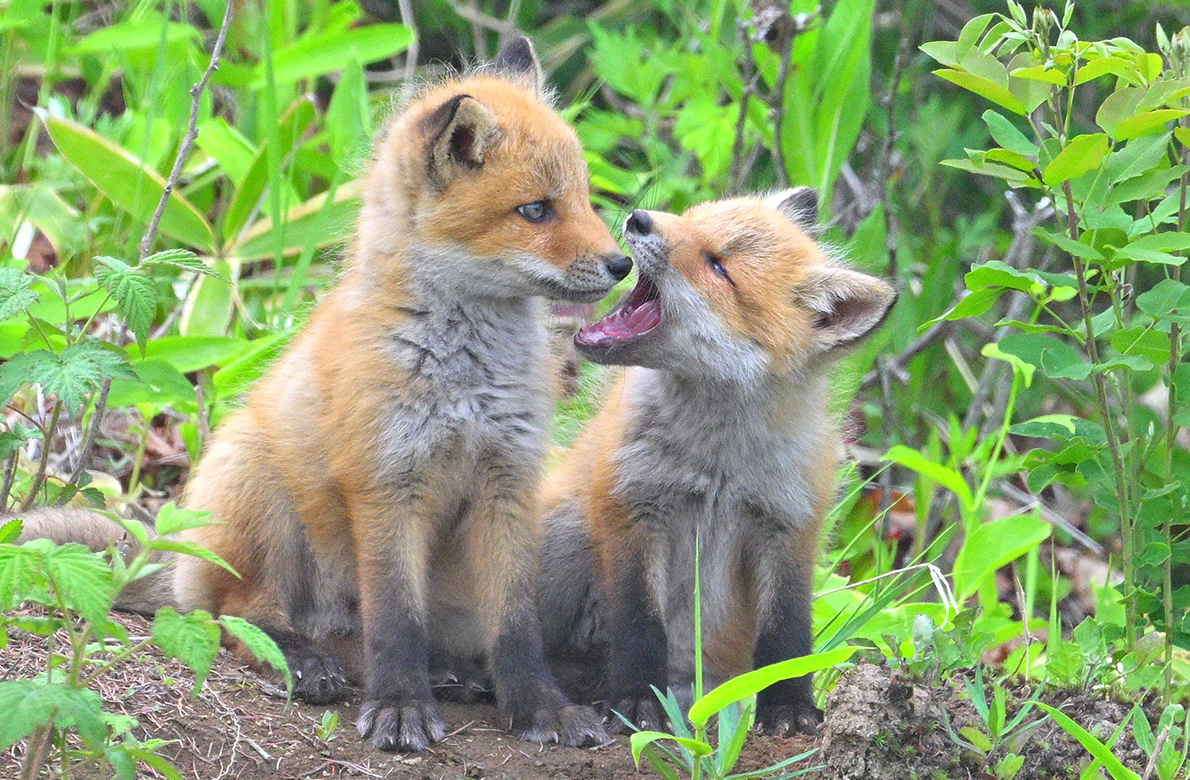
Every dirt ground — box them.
[1,611,1151,780]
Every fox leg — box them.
[350,491,446,752]
[602,535,669,733]
[466,467,606,747]
[752,523,823,735]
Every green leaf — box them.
[0,519,21,544]
[1032,227,1105,261]
[145,539,237,577]
[630,731,713,768]
[688,646,858,726]
[933,69,1027,114]
[1136,278,1190,323]
[138,335,252,373]
[194,117,256,185]
[326,58,371,168]
[220,615,292,694]
[1110,327,1168,367]
[255,23,414,88]
[0,342,134,411]
[1035,704,1140,780]
[0,681,107,750]
[1096,87,1145,137]
[923,287,1004,329]
[882,445,974,514]
[154,502,216,536]
[151,608,221,693]
[141,249,227,281]
[1113,109,1189,142]
[0,268,39,322]
[953,514,1051,602]
[0,543,46,610]
[44,543,115,625]
[94,256,158,351]
[1042,133,1110,187]
[228,180,361,261]
[37,111,213,252]
[982,342,1036,387]
[1074,55,1130,85]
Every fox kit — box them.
[159,38,626,751]
[538,189,895,734]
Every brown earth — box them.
[1,611,1151,780]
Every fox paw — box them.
[357,698,447,752]
[755,701,823,736]
[513,703,608,747]
[604,695,666,734]
[288,649,350,705]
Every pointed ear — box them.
[493,35,542,92]
[800,266,897,349]
[768,187,819,232]
[423,94,499,186]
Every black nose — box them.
[605,255,633,281]
[626,209,653,235]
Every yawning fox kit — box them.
[539,190,896,735]
[16,36,899,751]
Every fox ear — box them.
[493,35,542,92]
[768,187,819,232]
[800,266,897,350]
[423,94,499,186]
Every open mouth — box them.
[575,273,662,351]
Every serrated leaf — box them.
[0,268,39,322]
[151,608,221,693]
[0,681,107,750]
[0,519,21,544]
[220,615,291,694]
[94,256,158,351]
[141,249,227,281]
[154,502,217,536]
[1043,133,1110,187]
[0,544,46,610]
[44,543,116,625]
[0,342,135,411]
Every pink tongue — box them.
[579,299,661,345]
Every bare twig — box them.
[21,401,61,512]
[859,319,951,392]
[140,0,236,260]
[67,1,235,490]
[395,0,419,82]
[770,44,794,188]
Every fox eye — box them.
[704,251,734,286]
[516,200,554,223]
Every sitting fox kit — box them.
[170,38,626,751]
[539,190,896,734]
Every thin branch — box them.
[67,1,235,490]
[21,401,61,511]
[859,319,951,392]
[140,0,236,260]
[395,0,419,82]
[770,44,794,188]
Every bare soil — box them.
[1,612,1151,779]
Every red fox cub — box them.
[538,189,896,735]
[169,38,626,751]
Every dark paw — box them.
[288,649,350,705]
[356,698,447,752]
[515,703,608,747]
[430,654,493,703]
[605,695,665,734]
[755,701,823,736]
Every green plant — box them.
[315,709,339,745]
[921,0,1190,700]
[0,507,290,779]
[942,666,1046,779]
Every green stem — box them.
[1060,180,1135,651]
[693,531,703,780]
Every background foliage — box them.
[3,0,1190,776]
